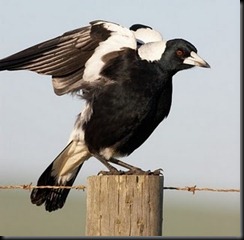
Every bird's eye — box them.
[176,49,184,57]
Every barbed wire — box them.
[0,183,86,191]
[0,183,240,193]
[163,186,240,194]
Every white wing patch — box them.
[132,27,163,44]
[138,41,167,61]
[83,21,137,82]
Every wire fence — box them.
[0,184,240,193]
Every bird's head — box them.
[160,38,210,73]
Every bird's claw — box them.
[151,168,164,175]
[98,169,125,175]
[124,168,163,175]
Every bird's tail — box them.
[30,140,90,212]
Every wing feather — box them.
[0,20,137,95]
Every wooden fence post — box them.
[85,175,164,236]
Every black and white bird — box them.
[0,20,210,212]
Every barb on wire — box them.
[0,183,239,193]
[163,185,240,194]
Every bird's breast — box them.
[82,77,172,157]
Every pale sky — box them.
[0,0,240,197]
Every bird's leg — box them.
[94,154,124,175]
[108,157,143,171]
[94,154,162,175]
[108,157,162,175]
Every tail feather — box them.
[30,140,90,212]
[30,162,55,207]
[30,163,83,211]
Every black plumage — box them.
[0,20,210,211]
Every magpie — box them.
[0,20,210,212]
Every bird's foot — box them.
[98,169,125,176]
[98,167,163,176]
[151,168,163,175]
[124,168,163,175]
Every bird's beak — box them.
[183,51,210,68]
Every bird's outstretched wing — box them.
[0,20,137,95]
